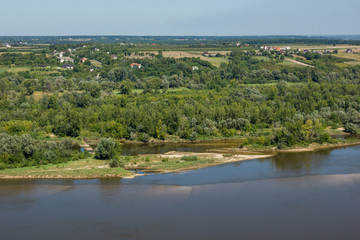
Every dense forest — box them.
[1,39,360,169]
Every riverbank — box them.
[0,152,274,179]
[1,139,360,179]
[277,140,360,152]
[0,158,134,179]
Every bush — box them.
[189,132,198,141]
[221,128,237,137]
[138,133,150,142]
[181,156,198,161]
[344,123,358,134]
[109,158,120,168]
[95,138,121,160]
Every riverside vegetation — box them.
[1,37,360,177]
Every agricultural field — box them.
[128,50,231,67]
[0,66,30,73]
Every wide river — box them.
[1,144,360,239]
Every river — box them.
[1,145,360,239]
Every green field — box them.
[0,67,31,73]
[0,158,133,179]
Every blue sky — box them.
[1,0,359,36]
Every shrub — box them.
[344,123,358,134]
[181,156,198,161]
[109,158,120,168]
[221,128,237,137]
[95,138,121,160]
[189,132,198,141]
[138,133,150,142]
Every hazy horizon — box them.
[1,0,359,36]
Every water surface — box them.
[1,145,360,240]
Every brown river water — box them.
[1,144,360,240]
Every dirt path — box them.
[285,58,314,67]
[79,143,95,154]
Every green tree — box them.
[95,138,121,159]
[22,79,37,95]
[119,79,134,95]
[0,78,9,97]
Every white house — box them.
[59,57,74,63]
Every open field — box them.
[0,158,133,179]
[0,52,32,55]
[283,58,313,67]
[336,52,360,65]
[128,50,230,67]
[276,44,360,51]
[0,66,31,73]
[30,91,70,101]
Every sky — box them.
[1,0,359,36]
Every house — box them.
[256,52,263,56]
[130,63,142,69]
[312,50,322,54]
[192,66,199,71]
[111,55,118,60]
[236,43,241,47]
[81,58,88,63]
[5,44,11,48]
[59,57,74,63]
[203,51,209,57]
[346,49,354,53]
[61,63,74,70]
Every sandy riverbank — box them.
[1,140,360,179]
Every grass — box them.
[0,158,133,179]
[30,91,77,101]
[0,154,218,178]
[205,57,229,67]
[277,59,305,67]
[123,155,215,172]
[253,56,272,62]
[128,50,230,67]
[337,53,360,65]
[0,67,31,73]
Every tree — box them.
[0,78,9,97]
[95,138,121,159]
[119,79,134,95]
[156,120,167,140]
[53,109,82,137]
[22,79,37,95]
[344,123,358,134]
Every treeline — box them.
[1,79,360,143]
[0,134,90,170]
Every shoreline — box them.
[1,140,360,180]
[277,140,360,153]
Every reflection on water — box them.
[270,149,332,171]
[1,174,360,240]
[1,144,360,240]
